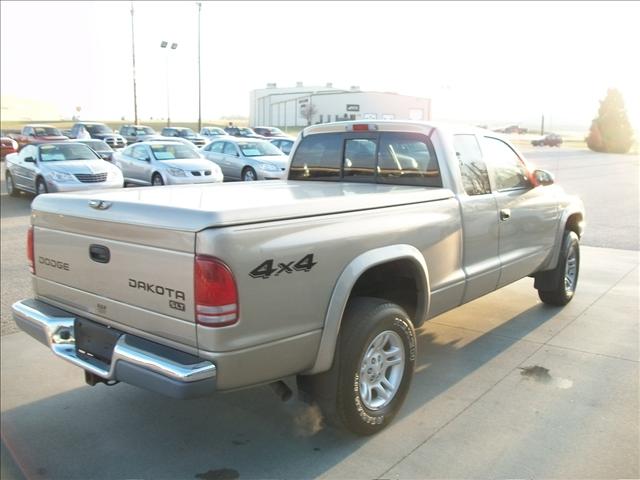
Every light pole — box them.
[197,2,202,132]
[160,40,178,127]
[130,2,138,124]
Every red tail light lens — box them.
[352,124,370,131]
[27,226,35,274]
[194,255,238,327]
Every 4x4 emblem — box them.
[89,200,112,210]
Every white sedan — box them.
[5,142,124,196]
[114,141,223,186]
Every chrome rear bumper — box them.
[12,298,216,398]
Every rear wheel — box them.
[151,173,164,186]
[36,177,48,195]
[297,297,416,435]
[242,167,257,181]
[536,230,580,306]
[6,172,19,197]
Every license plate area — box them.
[75,318,122,364]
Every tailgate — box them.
[32,226,197,347]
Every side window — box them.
[223,143,237,156]
[132,145,149,161]
[377,132,441,187]
[454,135,491,195]
[211,142,225,153]
[24,127,33,136]
[20,145,36,161]
[344,138,377,180]
[481,137,532,191]
[289,132,342,180]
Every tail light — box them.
[27,226,35,274]
[194,255,238,327]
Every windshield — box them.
[85,124,113,134]
[33,127,62,136]
[267,127,284,135]
[39,144,100,162]
[135,127,154,135]
[178,128,197,137]
[205,128,225,135]
[77,140,113,152]
[238,141,283,157]
[150,143,200,160]
[239,128,255,135]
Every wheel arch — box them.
[539,200,585,272]
[305,244,430,375]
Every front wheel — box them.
[241,167,257,181]
[151,173,164,186]
[298,298,416,435]
[536,230,580,306]
[6,172,19,197]
[36,177,48,195]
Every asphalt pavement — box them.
[1,148,639,479]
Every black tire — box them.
[241,167,257,181]
[6,171,19,197]
[297,297,416,435]
[535,230,580,306]
[151,173,164,186]
[35,177,48,196]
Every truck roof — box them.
[302,120,492,137]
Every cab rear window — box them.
[289,131,441,187]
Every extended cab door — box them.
[481,136,559,287]
[453,134,502,303]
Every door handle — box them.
[500,209,511,221]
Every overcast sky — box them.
[1,1,638,129]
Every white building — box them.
[250,83,431,128]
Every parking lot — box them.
[1,148,638,479]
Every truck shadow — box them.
[1,301,563,479]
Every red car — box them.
[1,136,18,160]
[11,124,68,148]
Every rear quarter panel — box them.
[195,197,463,354]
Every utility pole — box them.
[130,1,138,124]
[197,2,202,132]
[541,114,545,135]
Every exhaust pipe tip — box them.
[269,380,293,402]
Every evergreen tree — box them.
[586,88,634,154]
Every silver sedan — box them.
[5,142,124,196]
[200,137,289,181]
[114,141,223,186]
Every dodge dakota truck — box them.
[12,121,584,435]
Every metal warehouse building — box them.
[249,83,431,129]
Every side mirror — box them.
[533,169,554,186]
[24,156,35,163]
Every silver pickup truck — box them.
[12,121,584,435]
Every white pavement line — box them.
[378,262,639,479]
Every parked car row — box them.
[5,121,295,153]
[4,130,296,197]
